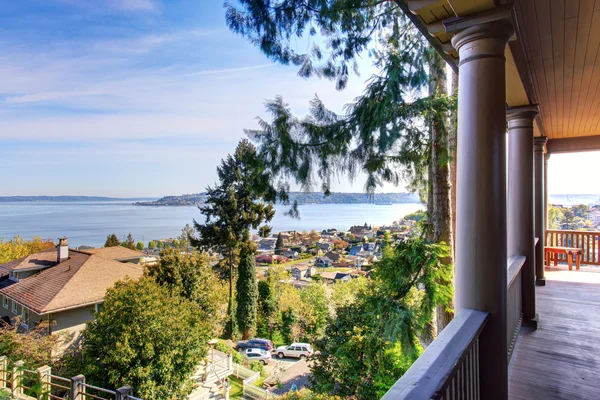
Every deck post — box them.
[452,20,513,400]
[507,105,539,329]
[544,154,550,236]
[534,137,548,285]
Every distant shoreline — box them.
[0,196,156,203]
[132,192,422,207]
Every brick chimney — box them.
[57,237,69,263]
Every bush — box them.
[249,360,266,377]
[232,350,243,364]
[214,341,231,354]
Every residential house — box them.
[315,256,332,268]
[317,242,333,252]
[349,245,363,256]
[284,249,299,259]
[0,239,143,338]
[257,238,277,253]
[291,265,316,280]
[319,271,351,284]
[324,252,342,263]
[349,224,375,239]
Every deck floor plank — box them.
[509,274,600,400]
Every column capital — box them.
[534,136,548,152]
[451,21,514,66]
[544,153,551,162]
[507,104,539,130]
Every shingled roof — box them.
[78,246,145,260]
[0,249,143,315]
[0,248,58,276]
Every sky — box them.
[0,1,598,198]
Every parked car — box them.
[236,338,274,352]
[275,343,314,359]
[244,348,271,365]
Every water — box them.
[0,201,424,247]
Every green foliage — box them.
[299,283,330,340]
[145,248,229,336]
[330,276,368,309]
[249,360,266,377]
[121,233,136,250]
[178,223,195,249]
[0,236,55,264]
[147,240,156,250]
[232,349,243,364]
[0,318,57,368]
[227,2,455,217]
[309,236,452,399]
[279,388,342,400]
[104,233,120,247]
[136,241,144,251]
[275,232,285,250]
[403,209,426,222]
[192,139,276,338]
[236,246,259,339]
[82,277,211,399]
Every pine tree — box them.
[226,1,456,335]
[104,234,120,247]
[275,232,284,254]
[122,232,136,250]
[192,139,275,338]
[236,244,259,339]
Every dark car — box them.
[236,338,273,352]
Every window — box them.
[21,307,29,328]
[12,301,17,314]
[95,303,104,314]
[2,297,7,309]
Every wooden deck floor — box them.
[509,270,600,399]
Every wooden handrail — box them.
[507,255,526,288]
[382,309,489,400]
[506,255,525,363]
[546,229,600,265]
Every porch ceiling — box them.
[403,0,600,142]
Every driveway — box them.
[264,358,311,395]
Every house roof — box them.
[324,252,341,261]
[0,248,58,274]
[293,265,313,271]
[79,246,144,260]
[320,272,350,281]
[0,250,143,315]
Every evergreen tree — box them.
[226,0,456,333]
[104,234,120,247]
[121,232,136,250]
[236,244,259,339]
[192,139,275,338]
[275,232,284,252]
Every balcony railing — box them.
[506,256,525,362]
[383,255,526,399]
[546,229,600,265]
[381,309,489,400]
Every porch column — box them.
[544,154,550,230]
[507,105,539,327]
[534,137,548,285]
[452,21,513,400]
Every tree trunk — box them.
[429,53,454,334]
[449,70,458,258]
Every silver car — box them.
[275,343,314,359]
[244,348,272,365]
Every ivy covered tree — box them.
[192,139,276,338]
[82,277,211,399]
[236,244,259,339]
[104,234,120,247]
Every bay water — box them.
[0,201,425,248]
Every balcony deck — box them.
[509,268,600,399]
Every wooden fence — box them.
[0,355,141,400]
[546,229,600,265]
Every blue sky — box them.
[0,0,596,197]
[0,0,377,197]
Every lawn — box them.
[315,267,355,273]
[229,376,244,399]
